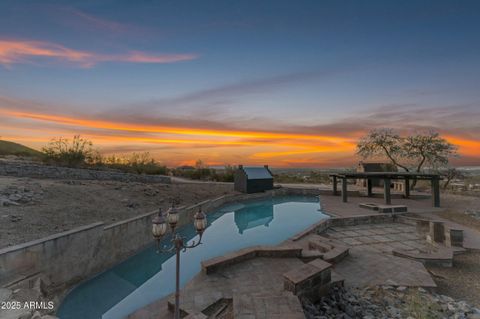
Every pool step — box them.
[300,249,324,262]
[308,235,349,264]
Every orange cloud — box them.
[1,107,479,167]
[0,108,361,166]
[445,136,480,157]
[0,39,197,67]
[0,109,356,144]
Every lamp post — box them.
[152,205,207,319]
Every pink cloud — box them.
[0,39,198,67]
[111,51,198,64]
[68,9,130,33]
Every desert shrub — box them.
[42,135,98,167]
[101,152,168,175]
[216,165,236,182]
[42,136,167,175]
[404,289,441,319]
[172,161,236,182]
[274,171,332,184]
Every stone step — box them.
[201,297,232,318]
[300,249,324,262]
[283,259,332,301]
[308,235,349,264]
[233,292,305,319]
[392,248,454,267]
[167,290,225,316]
[359,203,407,213]
[323,246,349,264]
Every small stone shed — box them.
[234,165,274,193]
[356,161,397,187]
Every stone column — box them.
[342,177,348,203]
[384,178,391,205]
[404,177,410,198]
[367,179,373,197]
[332,176,337,196]
[431,177,440,207]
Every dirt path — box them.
[0,176,234,248]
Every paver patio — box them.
[326,223,430,254]
[128,257,306,319]
[319,192,444,217]
[332,247,436,287]
[128,191,480,318]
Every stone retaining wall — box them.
[0,187,322,291]
[329,213,397,227]
[0,160,171,183]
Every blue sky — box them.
[1,0,479,166]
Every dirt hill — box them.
[0,140,43,158]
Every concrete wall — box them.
[0,223,105,287]
[0,187,322,289]
[0,160,171,183]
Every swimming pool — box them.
[57,195,327,319]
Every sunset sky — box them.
[1,0,480,167]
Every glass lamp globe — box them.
[152,209,167,239]
[194,208,207,234]
[167,205,179,230]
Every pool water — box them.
[57,196,327,319]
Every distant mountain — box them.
[0,140,43,158]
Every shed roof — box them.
[242,166,273,180]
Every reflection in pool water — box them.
[57,196,327,319]
[234,200,274,234]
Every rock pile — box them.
[302,286,480,319]
[0,183,44,206]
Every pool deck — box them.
[127,190,480,319]
[320,192,443,217]
[128,257,306,319]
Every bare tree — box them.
[441,168,464,190]
[403,131,457,173]
[357,129,458,189]
[356,129,410,171]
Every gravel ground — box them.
[303,285,480,319]
[434,193,480,232]
[0,176,234,248]
[427,251,480,308]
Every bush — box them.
[42,136,167,175]
[101,152,168,175]
[274,171,331,184]
[42,135,98,167]
[172,161,236,182]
